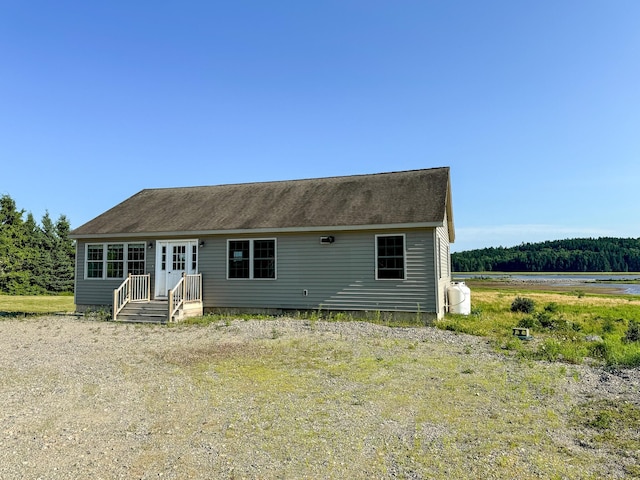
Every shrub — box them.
[544,302,560,313]
[535,311,555,329]
[511,296,536,314]
[588,341,610,360]
[623,319,640,343]
[517,317,538,329]
[602,317,616,334]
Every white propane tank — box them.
[448,282,471,315]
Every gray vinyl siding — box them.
[74,239,157,307]
[199,229,436,313]
[74,229,442,314]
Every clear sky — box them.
[2,1,639,252]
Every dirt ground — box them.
[1,316,638,479]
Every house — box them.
[70,167,455,321]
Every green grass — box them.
[436,287,640,367]
[152,332,613,478]
[0,294,75,315]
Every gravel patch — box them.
[1,316,638,479]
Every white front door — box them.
[168,243,188,291]
[155,240,198,298]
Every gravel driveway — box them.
[1,316,638,479]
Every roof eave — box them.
[69,221,444,240]
[446,176,455,243]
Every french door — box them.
[154,240,198,298]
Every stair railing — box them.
[113,274,151,321]
[168,275,185,322]
[168,273,203,322]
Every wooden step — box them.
[117,300,169,323]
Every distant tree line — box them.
[0,194,75,294]
[452,237,640,272]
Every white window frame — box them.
[84,242,146,280]
[375,234,406,280]
[226,238,277,280]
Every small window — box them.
[86,245,104,278]
[228,239,276,279]
[127,243,145,275]
[106,244,124,279]
[253,239,275,279]
[229,240,250,278]
[172,245,186,270]
[376,235,405,280]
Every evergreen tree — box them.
[0,195,32,293]
[452,237,640,273]
[23,212,48,294]
[51,214,75,292]
[0,195,76,294]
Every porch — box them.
[113,273,203,323]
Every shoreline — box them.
[461,277,628,295]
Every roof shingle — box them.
[70,167,453,238]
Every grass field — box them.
[438,282,640,367]
[0,294,75,315]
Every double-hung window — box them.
[86,245,104,279]
[228,239,276,279]
[128,243,146,275]
[85,243,146,279]
[375,234,406,280]
[107,244,124,278]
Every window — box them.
[85,243,146,279]
[376,235,405,280]
[228,239,276,279]
[191,245,197,271]
[172,244,186,270]
[86,245,104,278]
[127,244,145,275]
[229,240,250,278]
[253,239,275,279]
[107,244,124,278]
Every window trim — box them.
[226,238,277,280]
[375,234,406,280]
[84,242,146,280]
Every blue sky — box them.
[2,1,639,252]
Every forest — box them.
[0,194,75,295]
[452,237,640,272]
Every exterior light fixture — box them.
[199,240,205,248]
[148,242,153,249]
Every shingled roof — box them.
[70,167,454,240]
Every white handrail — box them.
[113,274,150,321]
[168,273,202,321]
[168,276,184,321]
[184,273,202,303]
[130,274,151,302]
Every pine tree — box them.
[51,215,75,292]
[0,195,32,294]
